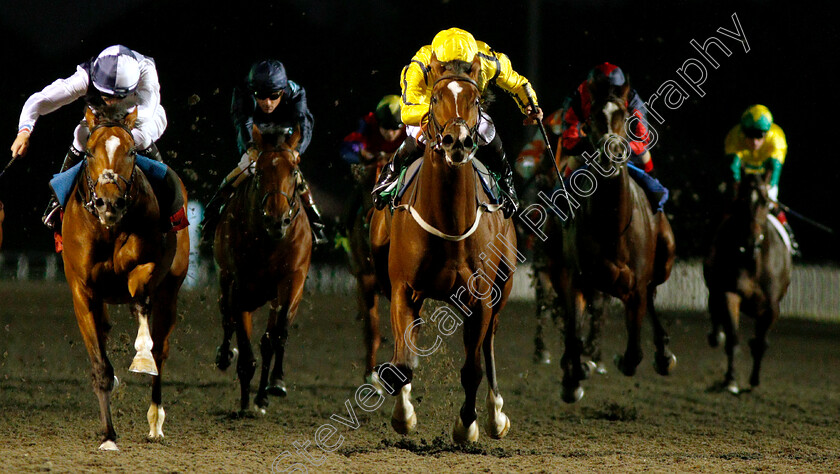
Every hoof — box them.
[266,381,287,398]
[99,440,119,451]
[129,351,158,376]
[453,417,479,444]
[613,354,637,377]
[215,347,238,371]
[562,385,584,404]
[726,380,740,396]
[708,331,725,348]
[485,412,510,439]
[147,403,165,439]
[583,360,598,379]
[112,376,120,391]
[390,411,417,435]
[593,362,608,375]
[653,353,677,376]
[254,394,268,410]
[533,350,551,365]
[255,406,267,416]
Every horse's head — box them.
[251,125,302,239]
[427,54,482,167]
[83,106,138,228]
[733,172,771,253]
[588,84,631,176]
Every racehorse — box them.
[61,107,189,450]
[370,55,517,443]
[545,87,676,403]
[703,171,791,394]
[213,126,312,413]
[347,158,388,390]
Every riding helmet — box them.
[247,60,288,95]
[740,104,773,132]
[587,62,626,87]
[431,28,478,63]
[375,95,402,130]
[91,45,141,98]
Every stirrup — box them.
[311,222,328,245]
[42,202,61,231]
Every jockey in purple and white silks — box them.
[11,45,184,233]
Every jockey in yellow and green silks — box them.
[372,27,543,218]
[725,104,798,254]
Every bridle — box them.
[253,147,301,229]
[426,75,481,159]
[79,121,138,218]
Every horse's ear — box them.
[618,82,631,101]
[469,54,481,81]
[429,53,445,82]
[124,107,138,129]
[288,124,302,151]
[251,124,263,150]
[84,107,98,130]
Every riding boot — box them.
[43,146,84,231]
[297,174,328,245]
[486,134,518,219]
[776,211,801,257]
[201,171,240,237]
[372,136,421,210]
[138,142,164,162]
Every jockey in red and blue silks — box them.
[559,62,668,213]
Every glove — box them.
[767,185,778,203]
[237,148,259,174]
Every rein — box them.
[426,76,481,159]
[253,148,302,230]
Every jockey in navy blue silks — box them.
[11,44,186,237]
[205,59,326,244]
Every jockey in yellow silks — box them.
[725,104,798,254]
[372,27,543,218]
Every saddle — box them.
[390,158,502,208]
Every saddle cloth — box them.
[394,158,501,205]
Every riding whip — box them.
[528,98,575,218]
[776,201,835,234]
[0,154,20,181]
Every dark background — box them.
[0,0,835,262]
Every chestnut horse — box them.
[370,55,516,443]
[545,90,676,403]
[703,171,791,394]
[213,126,312,413]
[62,107,189,450]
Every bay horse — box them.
[703,171,791,394]
[347,158,388,391]
[545,88,676,403]
[62,107,189,450]
[370,55,516,443]
[213,126,312,413]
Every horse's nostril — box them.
[283,217,292,226]
[442,134,455,146]
[95,198,105,208]
[115,198,126,209]
[464,136,474,149]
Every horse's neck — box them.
[585,164,632,232]
[414,155,476,230]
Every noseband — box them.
[427,76,481,156]
[80,121,138,218]
[254,148,302,227]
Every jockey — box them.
[372,27,543,219]
[340,95,406,230]
[10,45,185,236]
[560,62,668,213]
[208,59,326,244]
[725,104,798,255]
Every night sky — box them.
[0,0,836,262]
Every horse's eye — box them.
[431,96,438,104]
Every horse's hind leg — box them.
[721,292,741,394]
[749,302,778,388]
[482,311,510,440]
[71,291,118,450]
[360,273,383,389]
[648,286,677,376]
[584,291,607,374]
[560,287,594,403]
[232,308,256,413]
[533,268,554,365]
[453,305,489,444]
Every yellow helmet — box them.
[740,104,773,132]
[431,28,478,63]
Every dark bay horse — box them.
[703,172,791,394]
[62,107,190,450]
[213,126,312,413]
[545,89,676,403]
[370,55,517,443]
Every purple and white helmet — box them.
[91,45,141,98]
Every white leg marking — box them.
[98,440,119,451]
[391,383,417,434]
[452,408,479,444]
[129,314,158,376]
[484,388,511,439]
[147,403,166,438]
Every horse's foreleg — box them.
[129,298,158,376]
[234,309,256,413]
[533,269,554,365]
[707,290,727,348]
[71,289,117,450]
[453,305,489,444]
[560,287,589,403]
[584,291,607,374]
[215,274,237,371]
[648,286,677,376]
[255,302,281,411]
[482,311,510,440]
[615,290,645,377]
[360,274,382,389]
[384,285,419,435]
[722,291,742,394]
[147,283,178,440]
[749,301,778,388]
